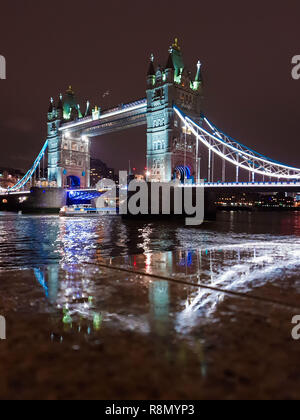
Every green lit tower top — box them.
[62,86,82,120]
[147,38,203,94]
[170,38,184,83]
[146,38,204,183]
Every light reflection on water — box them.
[1,211,300,338]
[1,211,300,270]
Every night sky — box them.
[1,0,300,174]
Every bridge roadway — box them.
[1,182,299,217]
[59,99,147,137]
[66,181,300,195]
[199,181,300,194]
[2,181,300,197]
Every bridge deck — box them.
[59,99,147,137]
[2,182,300,198]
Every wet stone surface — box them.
[0,264,299,400]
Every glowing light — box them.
[8,141,48,192]
[174,106,300,180]
[59,100,147,131]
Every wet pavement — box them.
[1,251,300,400]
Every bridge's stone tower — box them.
[146,39,203,182]
[47,87,90,189]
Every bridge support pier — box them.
[0,188,67,214]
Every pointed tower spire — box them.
[63,85,77,120]
[192,60,203,91]
[85,100,91,117]
[56,93,63,119]
[147,53,155,76]
[166,46,175,70]
[195,60,202,82]
[169,37,184,83]
[147,53,156,88]
[57,93,63,110]
[77,104,83,119]
[48,97,54,113]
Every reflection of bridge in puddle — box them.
[34,238,300,338]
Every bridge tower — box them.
[146,39,203,183]
[47,87,90,189]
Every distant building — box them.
[259,193,295,208]
[216,192,295,209]
[0,167,24,189]
[90,158,115,187]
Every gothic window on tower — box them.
[72,142,78,151]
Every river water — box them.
[1,210,300,399]
[0,211,300,270]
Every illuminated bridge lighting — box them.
[187,181,300,188]
[6,102,300,193]
[7,140,48,193]
[174,106,300,180]
[67,190,103,205]
[59,99,147,132]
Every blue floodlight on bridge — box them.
[67,190,103,205]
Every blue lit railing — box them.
[8,141,48,192]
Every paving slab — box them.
[97,243,300,309]
[0,262,299,400]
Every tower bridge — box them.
[4,38,300,197]
[60,99,147,137]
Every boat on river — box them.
[59,205,117,217]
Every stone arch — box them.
[67,175,81,188]
[173,165,192,183]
